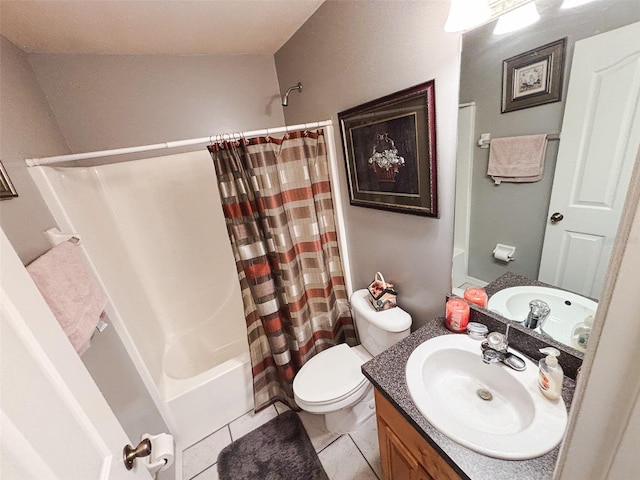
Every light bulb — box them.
[561,0,597,9]
[493,2,540,35]
[444,0,491,33]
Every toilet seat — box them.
[293,344,369,412]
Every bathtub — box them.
[30,150,253,448]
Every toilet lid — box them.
[294,344,367,405]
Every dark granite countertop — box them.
[362,317,576,480]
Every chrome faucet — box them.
[524,299,551,329]
[481,329,526,371]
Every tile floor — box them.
[183,402,381,480]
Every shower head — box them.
[282,82,303,107]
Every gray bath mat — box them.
[217,410,329,480]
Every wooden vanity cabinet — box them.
[375,389,462,480]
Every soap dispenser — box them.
[570,315,594,352]
[538,347,563,401]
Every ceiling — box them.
[0,0,325,55]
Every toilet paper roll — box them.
[493,244,516,262]
[143,433,175,472]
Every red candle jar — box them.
[445,297,470,333]
[464,287,488,308]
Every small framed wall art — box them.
[502,38,567,113]
[338,81,438,217]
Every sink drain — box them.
[477,389,493,401]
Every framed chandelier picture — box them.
[338,80,438,217]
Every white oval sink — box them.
[487,286,597,349]
[406,334,567,459]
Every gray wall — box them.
[275,0,461,328]
[2,37,285,453]
[28,53,285,152]
[460,0,640,283]
[0,36,68,264]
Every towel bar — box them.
[478,133,561,149]
[44,227,81,247]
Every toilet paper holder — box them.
[493,243,516,262]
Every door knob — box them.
[123,438,152,470]
[550,212,564,223]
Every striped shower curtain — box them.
[208,129,357,411]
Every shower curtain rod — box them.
[25,120,333,167]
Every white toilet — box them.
[293,288,412,433]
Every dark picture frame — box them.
[338,81,438,217]
[0,160,18,200]
[502,38,567,113]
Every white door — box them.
[539,21,640,299]
[0,229,152,480]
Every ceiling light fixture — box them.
[444,0,491,33]
[493,2,540,35]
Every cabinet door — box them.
[379,419,434,480]
[375,389,462,480]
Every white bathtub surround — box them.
[29,150,253,448]
[210,128,356,411]
[183,404,381,480]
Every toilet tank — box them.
[350,289,412,356]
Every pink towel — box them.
[487,134,548,184]
[26,241,107,355]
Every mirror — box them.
[453,0,640,349]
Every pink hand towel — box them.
[487,134,548,184]
[26,241,107,355]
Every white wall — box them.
[27,53,285,152]
[275,0,460,328]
